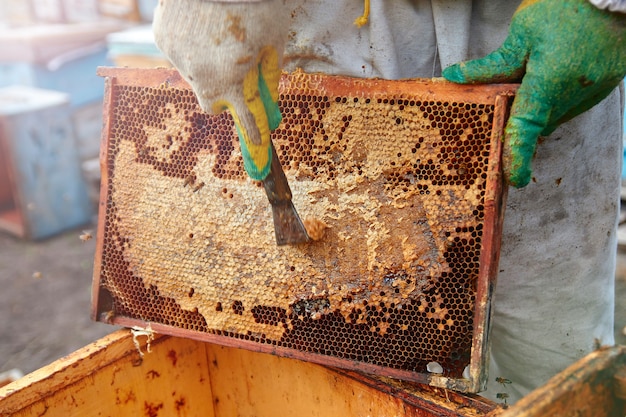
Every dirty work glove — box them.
[153,0,287,180]
[443,0,626,188]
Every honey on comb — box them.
[303,218,327,241]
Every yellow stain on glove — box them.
[214,46,282,180]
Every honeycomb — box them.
[93,68,513,393]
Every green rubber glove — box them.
[153,0,287,181]
[443,0,626,188]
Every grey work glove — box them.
[153,0,288,180]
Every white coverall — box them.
[155,0,624,404]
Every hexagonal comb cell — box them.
[92,68,514,393]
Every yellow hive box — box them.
[1,330,624,416]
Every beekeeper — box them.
[153,0,626,403]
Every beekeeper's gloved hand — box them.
[443,0,626,188]
[153,0,287,181]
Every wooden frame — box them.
[92,67,514,393]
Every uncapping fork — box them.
[262,142,311,245]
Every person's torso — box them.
[284,0,518,79]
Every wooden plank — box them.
[90,75,115,323]
[0,330,216,417]
[206,343,409,417]
[96,66,517,103]
[204,342,499,417]
[469,93,511,391]
[499,346,626,417]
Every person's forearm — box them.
[589,0,626,12]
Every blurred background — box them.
[0,0,168,386]
[0,0,624,389]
